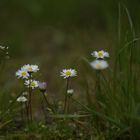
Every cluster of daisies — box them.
[16,64,39,87]
[16,64,40,102]
[90,50,109,70]
[15,50,109,110]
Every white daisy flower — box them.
[91,50,109,59]
[67,89,74,95]
[24,80,38,89]
[16,70,29,79]
[17,96,27,103]
[90,60,109,70]
[60,69,77,79]
[21,64,39,73]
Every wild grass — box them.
[0,3,140,140]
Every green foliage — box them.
[0,1,140,140]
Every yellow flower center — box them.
[96,64,101,69]
[21,71,27,76]
[98,51,103,57]
[31,82,36,87]
[65,71,72,76]
[28,67,33,71]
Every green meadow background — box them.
[0,0,140,139]
[0,0,139,92]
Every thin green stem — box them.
[113,2,121,92]
[21,103,24,123]
[25,101,29,125]
[67,96,71,114]
[42,92,55,113]
[28,74,33,122]
[95,71,101,100]
[71,97,125,128]
[64,78,70,113]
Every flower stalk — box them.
[38,81,55,113]
[42,92,55,113]
[20,103,24,123]
[64,78,70,113]
[28,73,33,122]
[16,64,39,124]
[60,68,77,114]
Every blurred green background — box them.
[0,0,140,96]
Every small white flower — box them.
[90,60,109,70]
[25,80,38,89]
[67,89,74,95]
[0,46,5,50]
[60,69,77,79]
[0,46,9,51]
[16,70,29,79]
[91,50,109,59]
[21,64,39,73]
[17,96,27,103]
